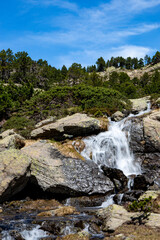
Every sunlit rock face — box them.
[22,141,114,197]
[0,149,31,203]
[30,113,108,140]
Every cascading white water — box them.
[81,102,151,177]
[2,225,48,240]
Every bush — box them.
[3,116,35,138]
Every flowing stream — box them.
[81,102,151,177]
[1,103,151,240]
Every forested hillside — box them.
[0,49,160,137]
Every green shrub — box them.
[129,196,153,213]
[3,116,35,138]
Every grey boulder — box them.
[30,113,106,140]
[22,141,114,196]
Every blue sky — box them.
[0,0,160,68]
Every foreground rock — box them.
[96,204,135,232]
[22,141,114,196]
[0,149,31,203]
[31,113,107,140]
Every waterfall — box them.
[81,102,151,177]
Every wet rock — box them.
[101,166,128,191]
[111,111,125,122]
[41,220,87,237]
[30,113,106,140]
[73,140,85,153]
[65,195,106,208]
[117,190,144,203]
[53,206,78,217]
[7,199,61,213]
[96,204,135,232]
[9,230,25,240]
[56,232,90,240]
[37,210,55,217]
[133,175,154,191]
[22,141,114,197]
[0,149,31,203]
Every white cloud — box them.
[115,24,160,37]
[7,0,160,67]
[111,45,154,59]
[54,45,155,68]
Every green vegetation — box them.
[129,196,153,213]
[0,48,160,138]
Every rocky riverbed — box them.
[0,100,160,239]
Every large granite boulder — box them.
[22,141,114,196]
[0,149,31,203]
[30,113,107,140]
[130,96,150,114]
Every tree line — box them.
[88,51,160,72]
[1,49,160,87]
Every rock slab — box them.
[22,141,114,196]
[31,113,106,140]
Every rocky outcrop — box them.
[30,113,107,140]
[22,141,114,196]
[143,110,160,152]
[128,109,160,153]
[0,149,31,203]
[128,109,160,186]
[130,96,150,114]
